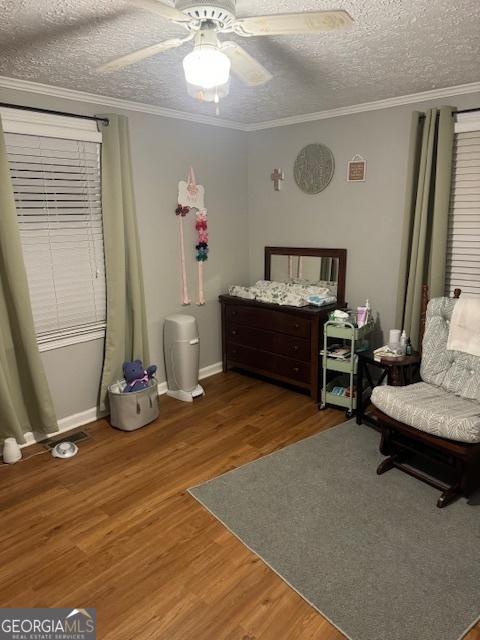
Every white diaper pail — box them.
[164,314,205,402]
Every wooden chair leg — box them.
[377,453,406,475]
[373,406,480,509]
[379,427,393,456]
[436,458,468,508]
[437,485,461,509]
[377,456,395,475]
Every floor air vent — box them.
[41,430,91,450]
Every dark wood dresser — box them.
[220,294,337,402]
[219,247,347,403]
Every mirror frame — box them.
[264,246,347,307]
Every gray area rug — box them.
[189,421,480,640]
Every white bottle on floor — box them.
[3,437,22,464]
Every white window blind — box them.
[446,116,480,297]
[5,130,106,350]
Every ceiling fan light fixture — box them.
[186,78,230,103]
[183,43,231,90]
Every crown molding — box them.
[0,75,248,131]
[1,75,479,133]
[245,81,480,131]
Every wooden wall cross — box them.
[270,168,284,191]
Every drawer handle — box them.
[231,310,237,316]
[294,323,300,329]
[231,329,237,336]
[292,345,299,351]
[293,367,300,373]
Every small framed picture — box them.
[347,155,366,182]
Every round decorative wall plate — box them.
[294,144,335,194]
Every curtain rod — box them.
[0,102,109,126]
[418,106,480,121]
[1,100,477,126]
[456,107,480,115]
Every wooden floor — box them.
[1,371,479,640]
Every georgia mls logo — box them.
[65,608,95,631]
[66,609,90,618]
[0,607,96,640]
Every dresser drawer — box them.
[227,323,310,362]
[226,305,310,338]
[226,343,310,384]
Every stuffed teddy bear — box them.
[122,360,157,393]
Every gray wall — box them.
[246,92,480,342]
[1,87,249,419]
[2,85,480,420]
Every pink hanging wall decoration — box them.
[177,168,208,306]
[175,204,191,305]
[195,209,208,305]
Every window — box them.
[2,108,106,350]
[445,113,480,297]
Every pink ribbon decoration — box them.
[186,167,199,197]
[197,262,205,306]
[175,204,191,305]
[179,216,190,305]
[176,168,208,306]
[195,208,208,306]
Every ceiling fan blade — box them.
[221,42,272,86]
[132,0,192,23]
[98,34,193,72]
[233,10,353,37]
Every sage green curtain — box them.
[98,114,149,408]
[0,117,57,443]
[395,106,455,348]
[320,257,338,282]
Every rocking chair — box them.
[371,287,480,508]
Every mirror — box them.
[265,246,347,306]
[270,255,339,285]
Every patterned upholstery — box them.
[372,382,480,443]
[421,297,480,402]
[371,297,480,443]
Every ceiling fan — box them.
[99,0,353,113]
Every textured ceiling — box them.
[0,0,479,124]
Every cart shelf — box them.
[321,318,374,416]
[322,357,358,374]
[325,323,373,340]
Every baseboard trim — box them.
[14,361,223,450]
[199,361,223,380]
[18,407,108,450]
[157,381,168,396]
[57,407,107,431]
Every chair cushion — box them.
[421,297,480,402]
[371,382,480,443]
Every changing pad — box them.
[228,280,337,308]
